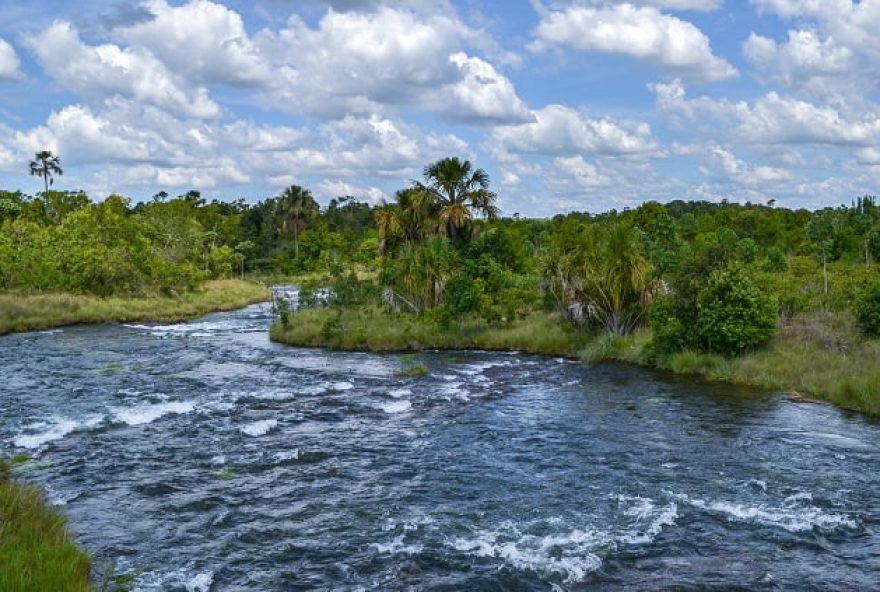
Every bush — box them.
[649,295,688,356]
[856,281,880,337]
[696,263,778,356]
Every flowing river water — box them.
[2,295,880,590]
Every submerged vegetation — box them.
[0,459,92,592]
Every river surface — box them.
[2,296,880,591]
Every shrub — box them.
[649,295,688,356]
[696,263,778,356]
[856,281,880,337]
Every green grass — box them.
[398,363,429,377]
[0,459,93,592]
[657,312,880,415]
[270,306,587,357]
[213,468,237,480]
[0,279,271,336]
[271,306,880,416]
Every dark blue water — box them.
[2,298,880,591]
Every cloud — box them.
[553,155,613,188]
[24,22,220,118]
[2,96,468,196]
[115,0,271,86]
[316,179,388,204]
[743,30,853,93]
[256,6,531,122]
[531,3,737,82]
[492,104,661,157]
[701,146,794,186]
[652,80,880,146]
[0,39,23,80]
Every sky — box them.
[1,0,879,216]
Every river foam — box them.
[13,414,104,449]
[112,401,195,426]
[671,492,859,533]
[241,419,278,437]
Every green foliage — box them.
[695,263,778,355]
[856,281,880,337]
[545,223,655,335]
[398,363,428,377]
[0,459,92,592]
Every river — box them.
[2,296,879,590]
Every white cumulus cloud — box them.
[531,3,737,82]
[24,22,220,119]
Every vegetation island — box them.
[4,152,880,415]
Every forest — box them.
[4,156,880,410]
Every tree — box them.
[29,150,63,193]
[275,186,319,259]
[806,208,842,297]
[416,157,498,241]
[375,188,437,253]
[696,263,777,355]
[547,223,655,336]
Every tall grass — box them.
[0,459,92,591]
[0,279,270,336]
[272,306,880,416]
[270,307,587,357]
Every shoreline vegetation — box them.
[0,459,92,592]
[0,279,270,336]
[270,306,880,416]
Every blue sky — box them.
[1,0,879,215]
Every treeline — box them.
[4,158,880,358]
[0,187,378,296]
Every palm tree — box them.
[547,223,655,336]
[375,188,437,254]
[415,157,498,241]
[29,150,63,193]
[393,236,456,310]
[274,186,319,259]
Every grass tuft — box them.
[398,363,428,378]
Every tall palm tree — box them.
[274,186,319,259]
[29,150,63,193]
[416,157,498,241]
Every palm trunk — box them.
[294,223,299,259]
[43,174,48,194]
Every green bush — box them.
[696,263,778,355]
[856,281,880,337]
[649,295,688,356]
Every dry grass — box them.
[0,279,271,336]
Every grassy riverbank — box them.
[0,459,92,592]
[271,307,880,415]
[0,279,271,336]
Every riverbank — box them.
[0,459,92,591]
[0,279,271,336]
[270,306,880,416]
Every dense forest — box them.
[4,155,880,359]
